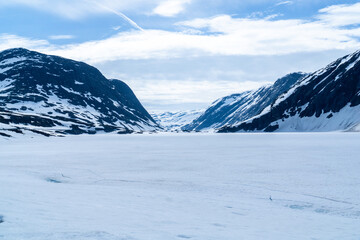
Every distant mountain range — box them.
[165,50,360,133]
[1,48,359,137]
[0,48,159,137]
[219,50,360,132]
[151,110,204,131]
[182,73,307,131]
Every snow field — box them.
[0,133,359,240]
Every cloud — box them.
[153,0,192,17]
[49,35,74,40]
[0,34,49,51]
[46,14,360,63]
[176,15,360,55]
[92,2,144,30]
[2,2,360,64]
[126,79,270,107]
[97,49,353,111]
[112,26,122,31]
[275,1,293,6]
[317,2,360,27]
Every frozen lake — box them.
[0,133,359,240]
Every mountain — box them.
[182,73,307,131]
[0,48,159,137]
[219,50,360,133]
[151,110,204,131]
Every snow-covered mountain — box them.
[219,50,360,132]
[0,48,159,136]
[152,110,204,131]
[183,73,307,131]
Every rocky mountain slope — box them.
[0,48,159,136]
[183,73,306,131]
[219,50,360,132]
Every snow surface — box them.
[0,133,359,240]
[233,96,360,133]
[0,67,12,74]
[0,57,27,66]
[0,78,15,91]
[273,104,360,132]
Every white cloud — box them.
[49,35,74,40]
[126,79,270,106]
[1,2,360,64]
[275,1,293,6]
[153,0,192,17]
[0,34,49,51]
[318,2,360,27]
[94,2,144,30]
[112,26,122,31]
[43,14,360,63]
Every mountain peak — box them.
[182,72,307,131]
[0,48,159,136]
[219,49,360,132]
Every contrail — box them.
[92,1,144,31]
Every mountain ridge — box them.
[0,48,159,136]
[219,50,360,132]
[152,110,204,131]
[182,72,307,131]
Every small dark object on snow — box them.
[0,215,4,223]
[46,178,61,183]
[269,196,272,201]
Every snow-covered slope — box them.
[152,110,204,131]
[183,73,306,131]
[0,48,159,136]
[219,50,360,132]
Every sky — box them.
[1,0,360,112]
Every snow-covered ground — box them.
[0,133,359,240]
